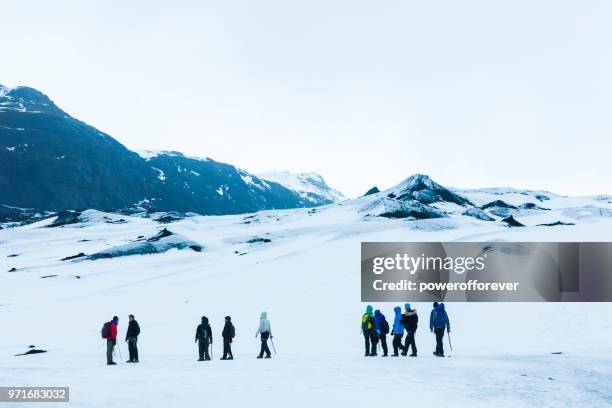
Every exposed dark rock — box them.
[535,194,550,201]
[481,200,517,210]
[61,252,86,261]
[364,187,380,196]
[153,212,185,223]
[8,267,17,272]
[247,237,272,244]
[537,221,575,227]
[146,228,174,242]
[518,203,550,210]
[105,218,126,224]
[15,349,47,356]
[46,210,82,228]
[502,215,525,227]
[391,174,472,206]
[40,275,58,279]
[462,208,495,221]
[0,203,52,224]
[379,200,446,220]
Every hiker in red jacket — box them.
[105,316,119,365]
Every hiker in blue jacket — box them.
[430,302,451,357]
[429,301,439,328]
[391,306,406,356]
[373,309,389,357]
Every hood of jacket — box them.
[437,303,445,312]
[394,306,402,315]
[260,311,267,319]
[365,305,373,314]
[201,316,209,324]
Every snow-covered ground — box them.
[1,192,612,407]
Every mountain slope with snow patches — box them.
[258,171,347,205]
[0,85,339,216]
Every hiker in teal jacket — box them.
[361,305,376,356]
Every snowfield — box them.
[1,191,612,407]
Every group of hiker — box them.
[101,315,141,365]
[361,302,451,357]
[101,312,273,365]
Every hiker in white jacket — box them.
[255,311,272,359]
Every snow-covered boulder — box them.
[462,207,495,221]
[366,198,446,219]
[87,228,202,260]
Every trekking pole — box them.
[447,331,453,352]
[270,337,277,354]
[210,342,213,360]
[117,341,123,360]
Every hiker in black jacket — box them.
[195,316,213,361]
[221,316,235,360]
[125,314,141,363]
[400,303,418,356]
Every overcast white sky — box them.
[2,1,611,197]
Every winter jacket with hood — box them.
[430,303,450,331]
[392,306,405,335]
[126,319,140,340]
[401,309,418,332]
[196,316,213,342]
[373,310,388,335]
[107,318,118,341]
[222,319,235,340]
[361,305,374,332]
[256,312,272,336]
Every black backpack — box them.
[381,318,390,334]
[229,323,235,339]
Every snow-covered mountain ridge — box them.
[1,85,345,215]
[257,171,346,205]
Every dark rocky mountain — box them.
[362,174,471,219]
[0,85,332,216]
[363,186,380,196]
[387,174,472,206]
[139,151,314,215]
